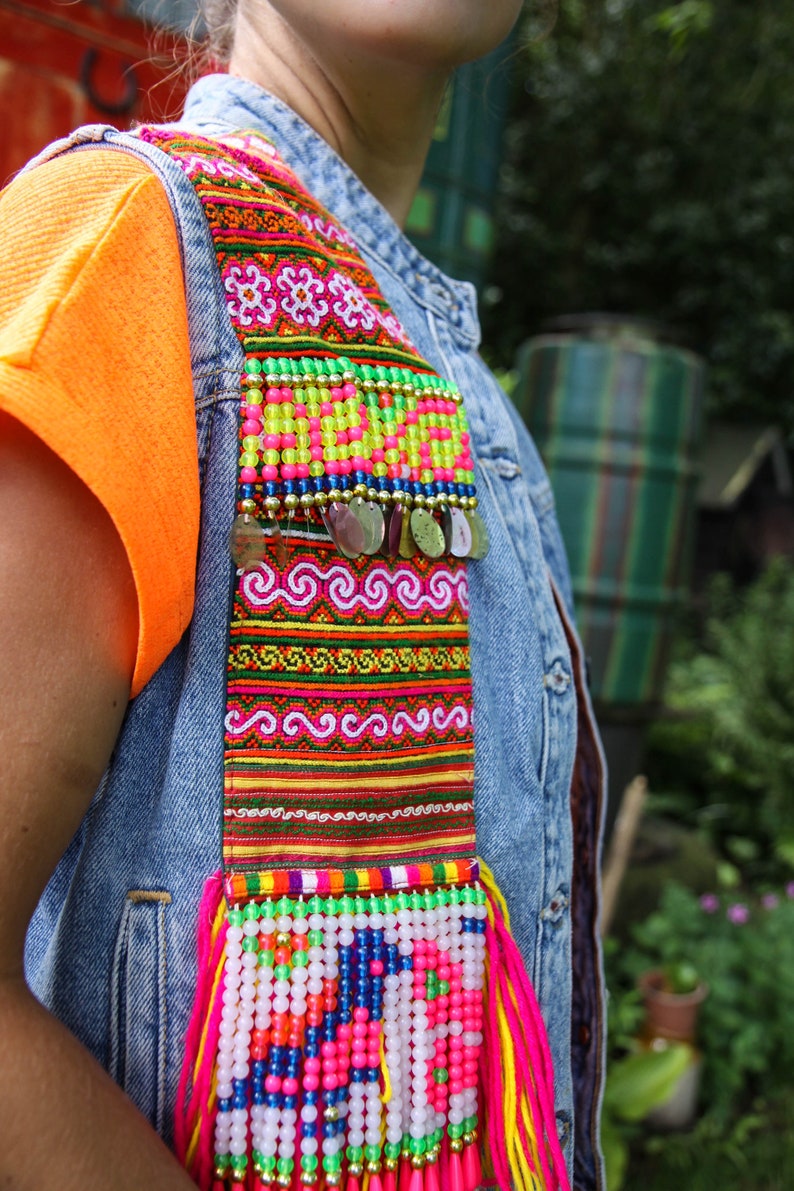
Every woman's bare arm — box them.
[0,412,195,1189]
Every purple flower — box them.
[727,903,750,925]
[762,893,780,910]
[786,882,794,900]
[700,893,720,914]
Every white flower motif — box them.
[327,271,378,331]
[223,262,277,328]
[275,265,329,327]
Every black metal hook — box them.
[80,48,139,117]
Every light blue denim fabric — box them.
[22,74,605,1191]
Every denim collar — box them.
[183,73,480,344]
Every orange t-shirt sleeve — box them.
[0,148,199,697]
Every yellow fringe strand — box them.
[186,898,228,1170]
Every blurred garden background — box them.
[478,3,794,1188]
[2,0,793,1187]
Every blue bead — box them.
[218,1098,231,1113]
[284,1095,297,1110]
[241,484,255,498]
[352,1069,365,1083]
[298,479,310,493]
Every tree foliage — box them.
[484,0,794,437]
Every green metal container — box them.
[515,317,706,707]
[405,39,514,288]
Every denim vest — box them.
[23,74,605,1191]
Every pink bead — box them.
[282,433,297,448]
[463,1061,478,1077]
[243,419,262,436]
[310,447,324,461]
[414,957,427,973]
[438,952,451,966]
[326,460,340,475]
[348,426,363,442]
[320,402,334,416]
[436,996,448,1010]
[309,417,322,431]
[338,459,352,474]
[337,431,348,445]
[440,427,452,440]
[262,464,278,481]
[462,990,476,1004]
[322,1073,338,1089]
[245,404,263,420]
[350,456,365,470]
[283,1077,299,1095]
[294,403,307,418]
[266,387,281,404]
[353,1007,368,1022]
[281,465,297,480]
[429,427,439,440]
[366,1050,380,1066]
[265,1075,281,1092]
[414,939,427,954]
[303,1074,319,1091]
[330,387,344,402]
[414,986,426,1000]
[371,449,385,463]
[297,463,310,478]
[323,1058,337,1073]
[449,1037,463,1052]
[384,436,398,449]
[338,1023,353,1039]
[342,383,358,399]
[321,1041,336,1057]
[351,1053,366,1069]
[309,431,323,445]
[406,410,419,424]
[305,1057,321,1074]
[240,466,258,483]
[353,1023,367,1039]
[264,434,280,449]
[280,387,293,401]
[449,1080,463,1095]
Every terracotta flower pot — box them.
[638,969,709,1043]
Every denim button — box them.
[544,660,572,694]
[540,889,570,923]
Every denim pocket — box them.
[108,890,171,1132]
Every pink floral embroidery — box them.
[275,265,329,327]
[327,271,378,331]
[223,262,278,328]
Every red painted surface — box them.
[0,0,189,186]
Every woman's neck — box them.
[228,4,449,227]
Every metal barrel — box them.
[515,317,706,707]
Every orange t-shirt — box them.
[0,149,199,696]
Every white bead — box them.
[276,915,293,932]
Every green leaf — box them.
[604,1043,694,1122]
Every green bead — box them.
[323,1154,342,1172]
[258,949,275,966]
[475,887,487,905]
[325,897,339,915]
[461,886,475,904]
[276,897,293,916]
[261,1155,277,1172]
[300,358,315,375]
[244,901,260,920]
[433,1068,449,1083]
[384,1143,401,1161]
[438,980,450,995]
[463,1116,477,1132]
[302,1154,318,1171]
[227,909,244,927]
[231,1154,248,1171]
[214,1153,230,1169]
[274,963,291,980]
[354,897,368,915]
[339,896,354,913]
[308,930,324,947]
[293,899,308,918]
[449,888,461,905]
[365,1145,381,1162]
[423,891,435,910]
[346,1146,364,1162]
[409,1138,425,1155]
[293,950,308,967]
[448,1124,463,1139]
[368,895,382,913]
[242,936,259,953]
[244,358,262,374]
[337,357,353,374]
[308,896,324,914]
[277,1157,294,1175]
[409,892,422,910]
[395,892,409,910]
[382,894,395,913]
